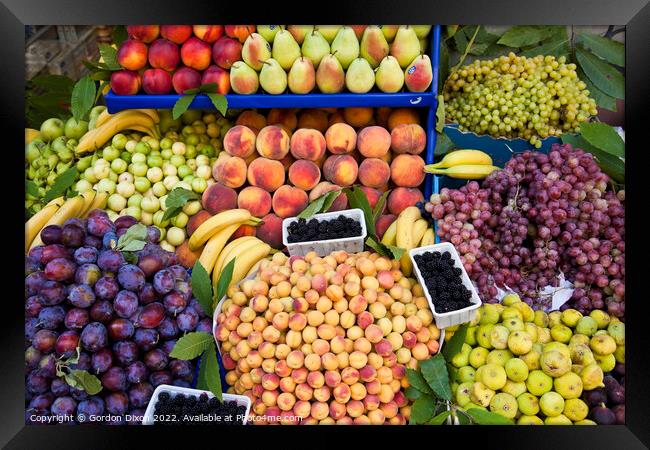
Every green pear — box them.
[287,25,314,44]
[380,25,399,42]
[391,26,421,68]
[272,30,301,70]
[302,30,330,68]
[330,26,359,69]
[256,25,285,43]
[359,25,389,68]
[242,33,271,71]
[345,58,375,93]
[316,53,345,93]
[288,57,315,94]
[412,25,432,38]
[316,25,341,43]
[229,61,259,94]
[259,58,287,95]
[375,56,404,93]
[404,54,433,92]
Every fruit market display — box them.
[214,250,441,424]
[424,144,625,316]
[443,54,598,147]
[451,296,624,425]
[25,212,211,424]
[110,25,433,95]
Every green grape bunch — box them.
[443,53,598,148]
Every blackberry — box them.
[413,251,473,313]
[287,215,362,243]
[152,391,245,425]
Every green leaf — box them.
[372,190,390,224]
[122,251,138,264]
[519,36,570,59]
[116,223,148,252]
[561,133,624,183]
[200,82,218,92]
[26,180,40,198]
[435,96,445,133]
[575,48,625,99]
[192,261,214,316]
[420,354,452,401]
[43,167,79,203]
[576,33,624,67]
[428,410,451,425]
[435,131,456,156]
[406,368,433,394]
[456,410,471,425]
[577,67,617,111]
[498,26,559,47]
[68,370,103,395]
[344,186,375,237]
[298,191,340,219]
[405,386,423,400]
[322,190,342,213]
[365,236,404,261]
[98,44,121,71]
[410,396,437,424]
[579,122,625,158]
[442,323,469,361]
[70,76,96,122]
[112,25,128,47]
[172,94,197,120]
[170,331,215,360]
[465,407,514,425]
[215,257,236,305]
[163,187,200,221]
[31,74,75,91]
[117,240,146,252]
[197,342,223,401]
[207,93,229,116]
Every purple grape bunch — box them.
[24,210,208,425]
[426,143,624,317]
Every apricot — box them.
[387,187,424,215]
[324,370,342,388]
[391,123,426,155]
[297,109,329,133]
[286,350,305,369]
[274,360,292,377]
[223,125,257,158]
[363,394,381,411]
[323,155,358,187]
[277,392,296,411]
[213,155,247,188]
[272,185,309,218]
[343,107,373,128]
[412,342,430,360]
[350,351,369,369]
[329,401,348,420]
[247,158,286,192]
[325,123,357,154]
[307,371,325,389]
[295,383,314,401]
[387,108,421,131]
[358,158,391,188]
[341,367,360,385]
[365,325,384,344]
[357,126,392,158]
[288,160,321,191]
[346,400,365,418]
[256,126,290,160]
[290,128,327,161]
[267,108,298,132]
[293,400,312,418]
[311,402,330,420]
[201,182,237,215]
[375,339,394,357]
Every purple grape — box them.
[134,328,159,351]
[64,308,90,330]
[157,318,179,340]
[152,269,174,295]
[176,307,199,332]
[163,290,187,315]
[101,366,127,391]
[168,264,188,281]
[73,246,98,264]
[25,295,43,317]
[80,322,108,352]
[136,303,165,329]
[94,276,119,300]
[143,348,168,371]
[113,290,139,318]
[172,379,191,388]
[114,215,137,230]
[39,280,66,305]
[87,215,116,237]
[84,235,102,249]
[137,254,164,277]
[169,359,192,378]
[91,348,113,374]
[160,340,177,355]
[195,318,212,333]
[61,224,85,248]
[25,347,42,370]
[107,318,135,340]
[125,361,148,383]
[26,370,50,394]
[128,382,154,408]
[77,396,105,420]
[104,391,128,415]
[40,244,69,265]
[146,226,161,244]
[38,306,66,330]
[112,340,139,366]
[55,331,80,357]
[69,352,91,371]
[148,370,173,387]
[50,378,70,397]
[89,300,114,323]
[25,271,47,296]
[75,263,101,286]
[29,392,54,413]
[117,264,146,292]
[97,250,124,273]
[137,283,158,305]
[68,284,96,308]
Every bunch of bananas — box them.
[76,109,161,155]
[424,149,499,180]
[25,191,108,252]
[381,206,435,276]
[189,209,272,292]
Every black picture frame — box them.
[3,0,648,448]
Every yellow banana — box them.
[420,228,435,246]
[25,201,63,252]
[76,190,97,218]
[189,209,255,251]
[76,112,157,155]
[213,237,259,285]
[426,149,493,169]
[380,219,398,246]
[128,125,161,138]
[95,108,159,129]
[25,128,41,144]
[412,219,429,245]
[396,206,421,249]
[197,223,240,274]
[230,242,272,287]
[29,196,84,250]
[84,192,109,218]
[424,164,500,180]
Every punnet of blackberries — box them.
[413,251,474,313]
[153,391,246,425]
[24,210,212,425]
[287,215,362,243]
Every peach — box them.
[356,311,374,330]
[391,123,426,155]
[248,158,285,192]
[375,215,397,240]
[272,185,308,218]
[387,187,424,215]
[346,400,365,418]
[236,110,266,132]
[213,37,243,69]
[201,182,237,215]
[358,158,390,189]
[127,25,159,43]
[311,401,329,420]
[110,70,141,95]
[288,160,321,191]
[297,109,329,133]
[328,111,345,126]
[213,155,247,188]
[277,392,296,411]
[256,126,290,160]
[160,25,192,44]
[309,182,348,211]
[286,350,305,369]
[224,125,257,158]
[323,155,358,187]
[148,39,179,72]
[387,108,421,131]
[201,65,230,94]
[175,239,201,268]
[325,123,357,154]
[375,107,392,128]
[363,394,381,411]
[313,386,331,402]
[329,401,347,420]
[171,66,201,94]
[375,339,394,357]
[225,25,255,43]
[193,25,224,43]
[267,109,298,133]
[140,68,172,95]
[256,213,283,249]
[236,186,271,218]
[295,383,313,401]
[341,367,360,385]
[357,126,392,158]
[343,107,373,128]
[279,154,295,172]
[290,128,327,161]
[307,371,325,389]
[262,373,280,390]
